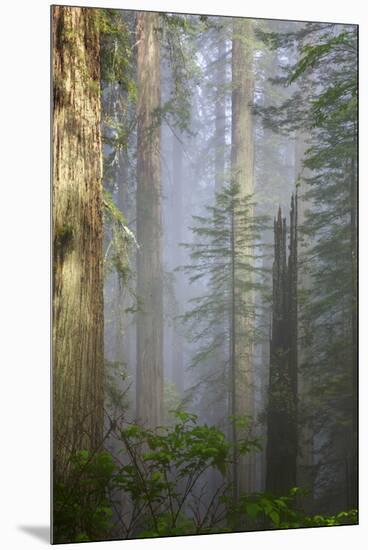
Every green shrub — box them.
[53,413,357,542]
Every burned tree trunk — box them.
[266,195,298,495]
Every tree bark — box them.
[215,33,227,194]
[294,132,316,511]
[172,133,185,394]
[266,197,298,495]
[52,6,104,481]
[136,12,163,428]
[231,17,255,496]
[348,127,358,509]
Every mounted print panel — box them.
[51,4,358,543]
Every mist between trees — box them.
[52,6,358,543]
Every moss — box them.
[103,189,127,226]
[88,79,100,96]
[54,223,75,254]
[103,189,138,286]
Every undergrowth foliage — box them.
[53,412,357,543]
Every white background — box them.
[1,0,366,548]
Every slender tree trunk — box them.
[172,133,185,393]
[231,17,255,495]
[117,148,131,367]
[136,12,163,428]
[288,195,298,485]
[214,32,228,430]
[215,34,227,194]
[229,199,238,500]
[52,6,104,482]
[348,127,358,509]
[294,133,315,511]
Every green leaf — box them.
[75,533,90,542]
[269,510,280,526]
[246,502,261,519]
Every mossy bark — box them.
[52,6,104,481]
[136,12,163,428]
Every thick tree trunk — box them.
[231,17,255,496]
[52,6,104,482]
[136,12,163,428]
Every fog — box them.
[52,6,357,541]
[98,13,357,520]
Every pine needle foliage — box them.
[295,26,358,510]
[179,182,269,422]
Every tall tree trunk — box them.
[215,34,227,194]
[266,197,298,495]
[230,199,238,499]
[348,127,358,509]
[52,6,104,482]
[288,194,298,485]
[214,33,228,430]
[117,148,132,369]
[231,17,255,496]
[294,132,315,511]
[136,12,163,428]
[172,133,185,393]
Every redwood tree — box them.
[231,17,256,496]
[136,12,164,428]
[52,6,104,481]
